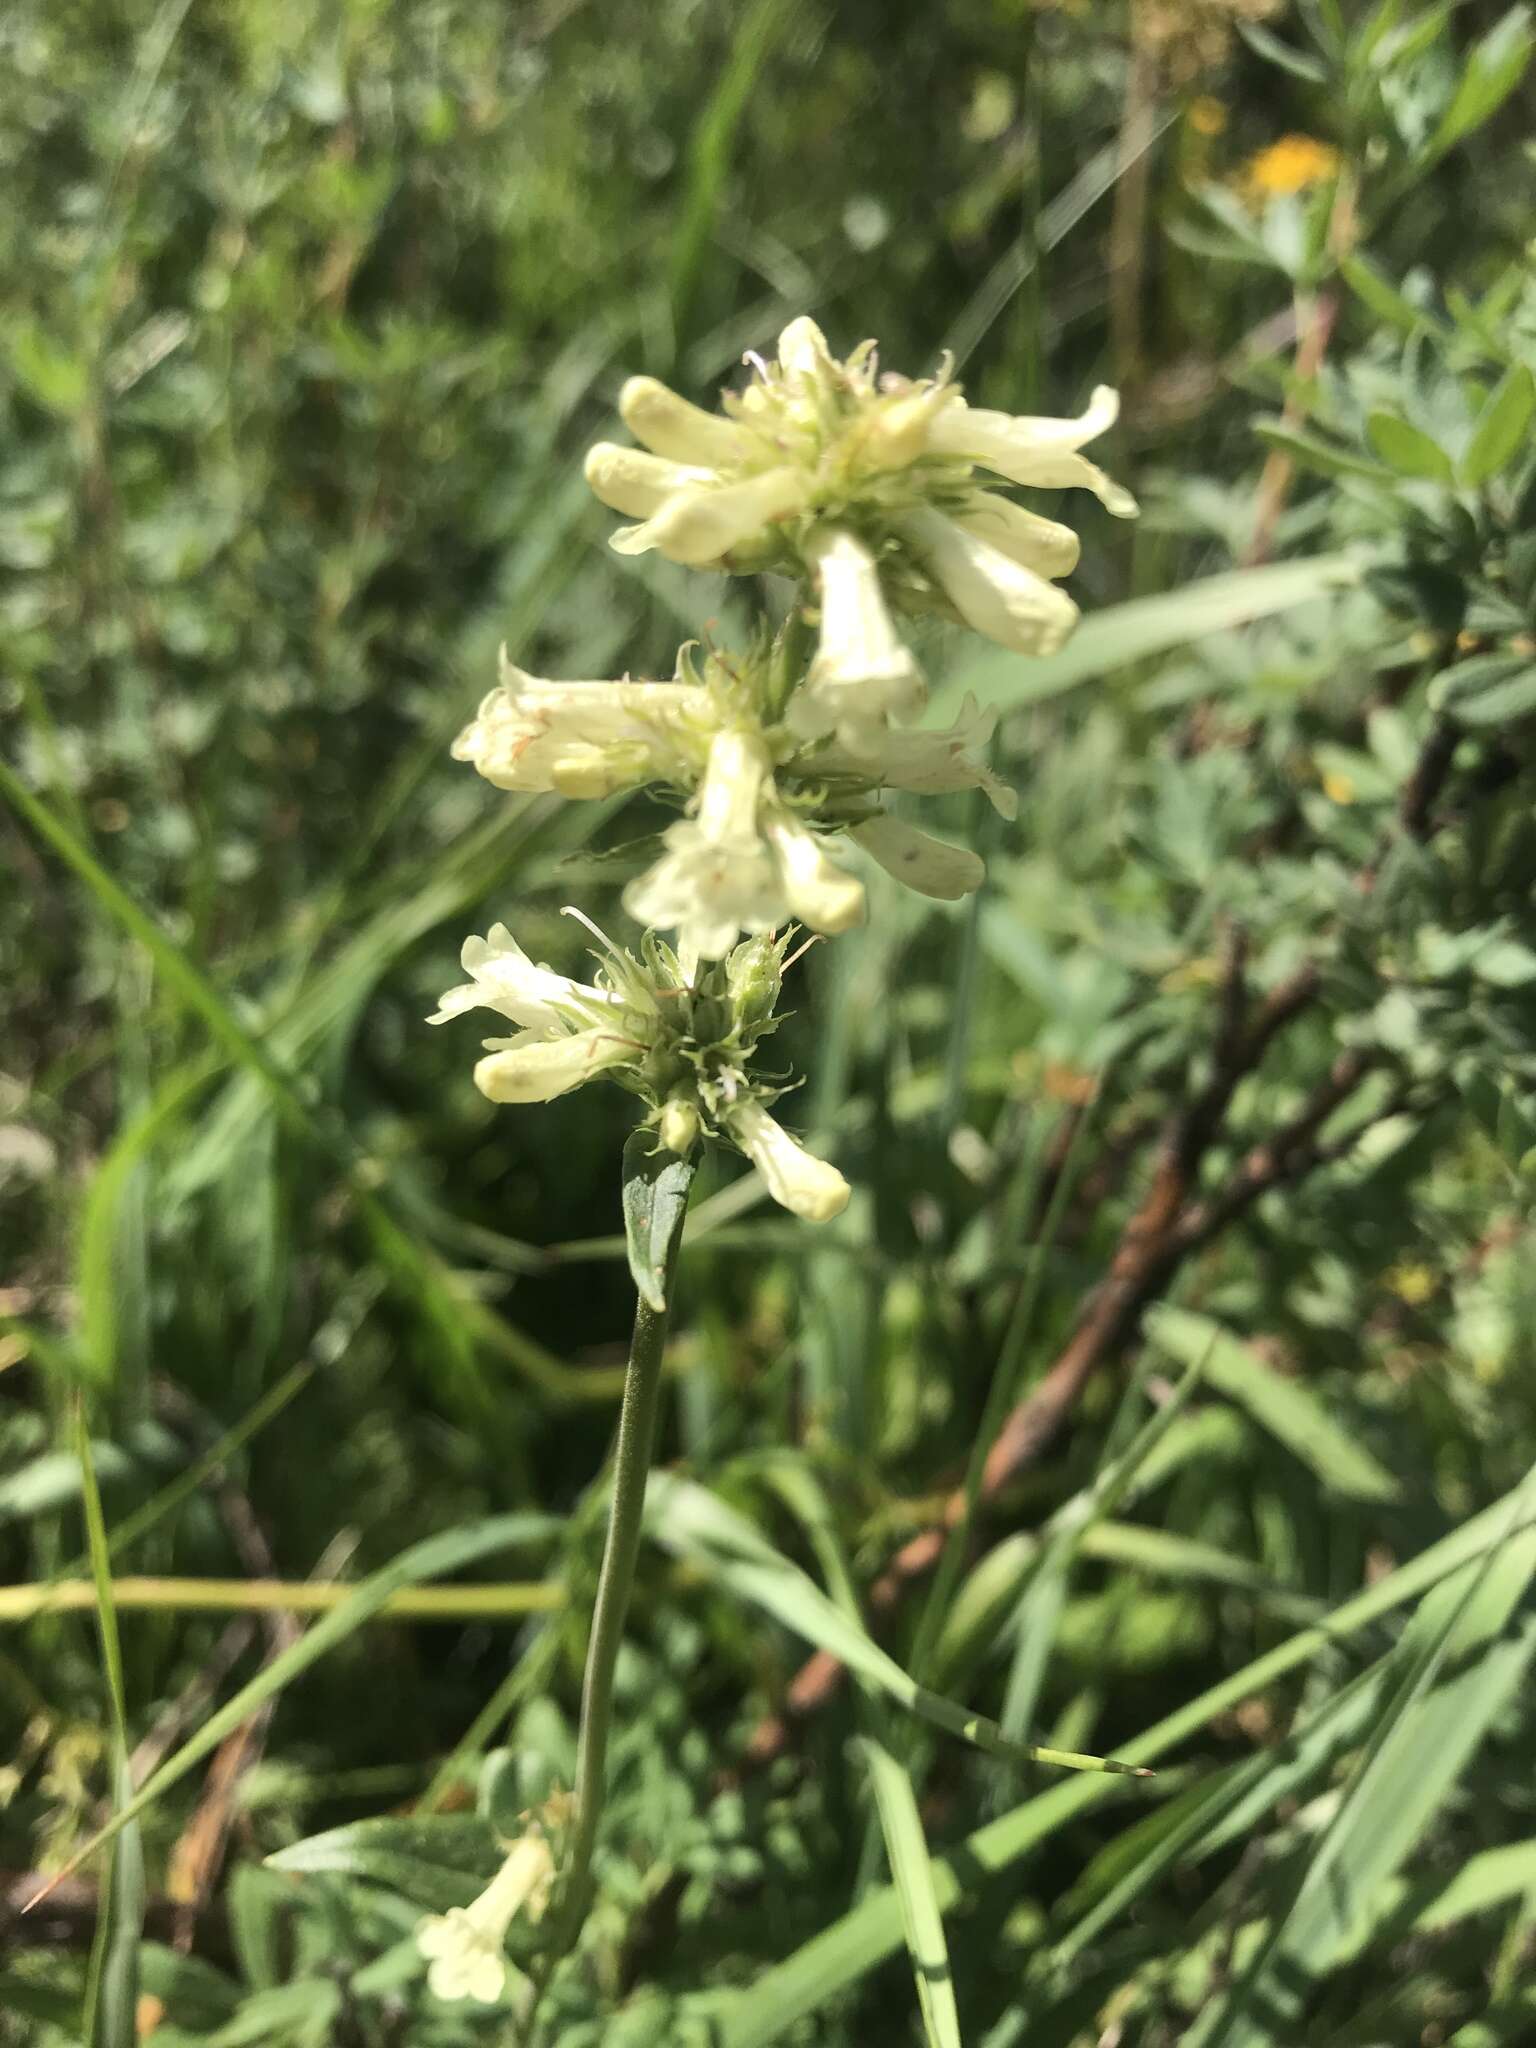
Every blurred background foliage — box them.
[4,0,1536,2043]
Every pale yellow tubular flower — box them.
[618,374,751,465]
[583,442,715,519]
[951,494,1081,578]
[474,1026,639,1105]
[451,655,708,799]
[609,467,810,567]
[624,728,783,960]
[927,385,1138,517]
[901,505,1080,658]
[763,811,867,934]
[726,1097,851,1222]
[427,923,608,1033]
[851,812,987,900]
[792,526,925,744]
[415,1832,555,2005]
[816,694,1018,819]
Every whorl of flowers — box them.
[584,315,1135,698]
[433,315,1132,1224]
[430,914,850,1221]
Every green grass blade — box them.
[75,1408,142,2048]
[856,1737,964,2048]
[645,1474,1145,1776]
[77,1060,216,1388]
[1149,1306,1400,1502]
[1190,1510,1536,2047]
[714,1476,1536,2048]
[669,0,793,341]
[932,554,1361,718]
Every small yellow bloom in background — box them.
[1189,96,1228,137]
[1387,1263,1436,1307]
[1322,770,1356,805]
[1240,133,1341,200]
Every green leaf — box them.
[1340,255,1441,335]
[1365,411,1456,482]
[1429,649,1531,712]
[621,1128,696,1313]
[1421,5,1534,164]
[936,554,1361,716]
[1461,366,1536,485]
[714,1475,1536,2048]
[36,1513,557,1889]
[1188,1512,1536,2046]
[1254,423,1397,484]
[1148,1306,1400,1502]
[1237,20,1330,80]
[267,1815,501,1910]
[1447,664,1536,726]
[138,1944,243,2027]
[856,1738,963,2048]
[203,1982,343,2048]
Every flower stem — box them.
[548,1161,694,1952]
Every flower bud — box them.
[659,1095,701,1155]
[724,932,785,1030]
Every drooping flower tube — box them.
[624,727,866,963]
[415,1830,555,2005]
[725,1097,851,1223]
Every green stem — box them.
[548,1168,693,1954]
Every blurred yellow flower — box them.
[1387,1263,1436,1307]
[1189,96,1227,136]
[1242,134,1341,199]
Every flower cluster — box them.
[430,914,850,1221]
[452,638,1016,964]
[432,314,1130,1223]
[585,315,1135,699]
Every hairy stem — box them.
[545,1168,693,1966]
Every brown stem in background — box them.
[1244,176,1357,566]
